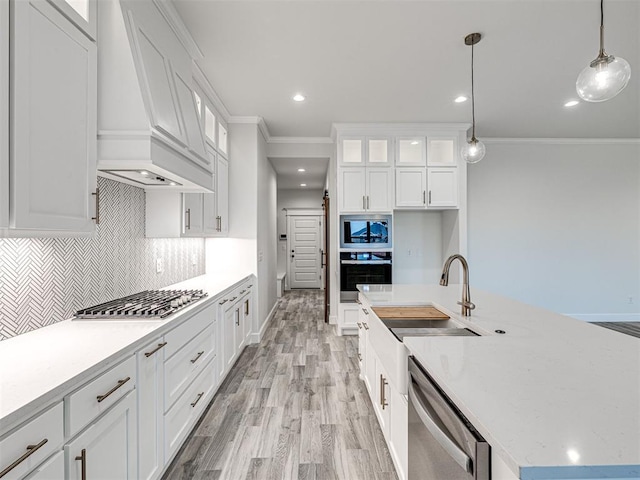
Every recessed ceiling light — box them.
[300,183,307,187]
[454,96,468,103]
[410,141,419,145]
[293,94,306,102]
[298,168,306,172]
[169,182,176,186]
[564,100,579,107]
[140,170,149,176]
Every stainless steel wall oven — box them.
[340,251,392,302]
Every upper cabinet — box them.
[0,0,8,229]
[48,0,97,40]
[96,0,213,191]
[396,137,426,166]
[427,135,457,166]
[339,137,392,167]
[8,0,97,234]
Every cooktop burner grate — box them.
[75,289,208,319]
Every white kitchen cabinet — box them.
[183,193,204,236]
[48,0,96,40]
[240,288,253,346]
[0,0,8,229]
[214,154,229,235]
[373,356,391,437]
[339,137,392,166]
[427,167,458,208]
[204,105,216,146]
[65,390,137,480]
[218,122,228,157]
[222,303,238,373]
[137,337,166,480]
[395,168,427,208]
[338,167,393,213]
[389,388,408,480]
[10,0,97,233]
[203,192,218,235]
[174,71,208,165]
[427,135,458,166]
[23,451,64,480]
[396,137,426,166]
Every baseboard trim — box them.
[566,313,640,322]
[338,325,358,336]
[250,302,278,343]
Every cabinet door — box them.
[373,358,391,438]
[364,332,376,397]
[11,0,97,232]
[357,309,367,380]
[204,105,216,146]
[427,136,457,166]
[182,193,203,236]
[0,0,8,228]
[129,17,184,145]
[47,0,96,39]
[427,167,458,208]
[174,72,208,165]
[223,305,237,373]
[339,168,366,212]
[137,338,165,480]
[218,122,228,157]
[395,168,426,208]
[216,156,229,235]
[24,451,64,480]
[366,168,393,212]
[66,391,137,480]
[339,138,364,166]
[241,292,252,345]
[234,305,243,353]
[396,137,426,166]
[367,137,392,166]
[203,193,218,235]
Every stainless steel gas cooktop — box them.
[74,289,208,319]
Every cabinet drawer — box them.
[65,355,136,437]
[164,305,214,360]
[0,403,63,480]
[164,324,214,412]
[23,450,64,480]
[164,358,214,460]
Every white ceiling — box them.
[173,0,640,139]
[269,157,329,190]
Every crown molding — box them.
[227,116,271,142]
[268,136,334,144]
[153,0,203,61]
[193,65,231,122]
[483,138,640,145]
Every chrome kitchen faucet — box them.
[440,254,476,316]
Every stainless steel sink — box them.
[390,327,480,341]
[380,318,461,329]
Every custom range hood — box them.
[97,0,213,191]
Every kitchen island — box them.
[357,284,640,480]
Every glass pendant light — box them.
[576,0,631,102]
[461,33,486,164]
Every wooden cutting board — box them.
[371,306,449,320]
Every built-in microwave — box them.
[340,215,392,249]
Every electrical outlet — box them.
[156,258,164,274]
[191,254,197,266]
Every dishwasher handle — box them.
[408,380,472,474]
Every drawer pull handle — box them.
[357,322,362,329]
[91,189,100,225]
[363,323,369,330]
[0,438,48,478]
[144,342,167,357]
[191,351,205,364]
[247,285,253,288]
[75,448,87,480]
[191,392,204,407]
[363,308,369,315]
[219,299,228,305]
[240,289,246,294]
[244,299,249,315]
[380,375,389,410]
[97,377,131,403]
[230,296,238,301]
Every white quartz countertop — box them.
[358,284,640,480]
[0,272,253,433]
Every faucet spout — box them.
[440,254,476,316]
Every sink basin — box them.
[390,327,480,341]
[380,318,461,329]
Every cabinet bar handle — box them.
[91,189,100,225]
[186,208,191,230]
[367,196,370,209]
[144,342,167,357]
[363,308,369,315]
[230,296,237,301]
[219,299,228,305]
[191,392,204,407]
[247,285,253,289]
[428,190,432,205]
[363,323,369,330]
[423,190,426,204]
[190,351,205,364]
[357,322,362,329]
[380,375,389,410]
[0,439,48,478]
[216,215,221,232]
[235,309,240,326]
[363,196,366,210]
[244,299,249,315]
[96,377,131,403]
[75,448,87,480]
[240,290,246,294]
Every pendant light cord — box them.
[599,0,605,55]
[471,41,476,140]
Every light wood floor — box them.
[163,290,398,480]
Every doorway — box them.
[286,212,323,289]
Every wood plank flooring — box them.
[163,290,398,480]
[593,321,640,338]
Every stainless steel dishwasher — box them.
[408,357,490,480]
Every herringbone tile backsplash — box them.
[0,177,205,340]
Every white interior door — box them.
[288,215,322,289]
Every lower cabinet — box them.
[65,390,137,480]
[388,385,408,480]
[23,451,64,480]
[219,280,255,376]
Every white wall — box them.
[257,131,278,334]
[468,142,640,318]
[276,188,324,274]
[393,211,443,284]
